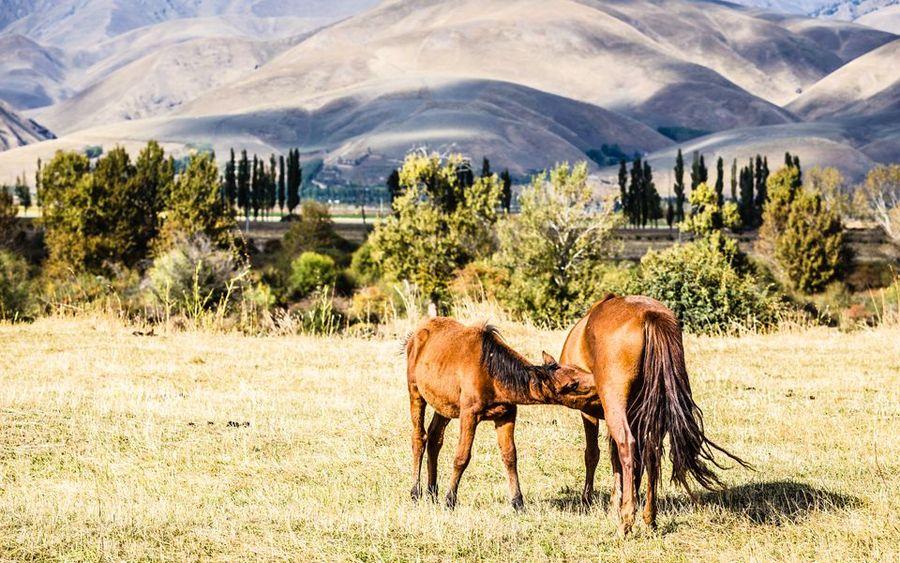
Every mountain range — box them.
[0,0,897,187]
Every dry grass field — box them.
[1,317,898,561]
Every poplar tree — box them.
[237,150,250,221]
[268,154,277,217]
[690,151,701,191]
[674,149,685,223]
[481,157,491,178]
[643,160,662,227]
[629,157,644,227]
[386,168,401,205]
[618,159,628,218]
[715,156,725,207]
[224,148,237,207]
[286,149,301,214]
[499,169,512,213]
[730,158,738,202]
[278,154,286,213]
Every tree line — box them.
[614,149,799,231]
[223,148,302,221]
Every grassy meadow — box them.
[0,316,898,561]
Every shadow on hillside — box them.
[661,480,860,525]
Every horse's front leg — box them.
[494,408,524,511]
[445,409,479,509]
[580,413,601,506]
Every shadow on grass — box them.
[548,486,611,514]
[549,481,858,525]
[662,480,860,525]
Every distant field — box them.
[1,318,897,560]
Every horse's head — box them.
[539,351,599,410]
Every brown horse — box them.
[405,317,596,510]
[560,295,750,535]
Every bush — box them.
[494,162,620,326]
[349,285,393,324]
[280,201,351,267]
[143,235,247,317]
[449,260,509,302]
[289,252,337,299]
[0,251,31,320]
[633,235,783,333]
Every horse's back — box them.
[406,317,482,418]
[562,295,676,384]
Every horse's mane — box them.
[480,324,556,395]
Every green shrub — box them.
[633,235,783,333]
[289,252,337,299]
[0,251,31,320]
[348,242,381,286]
[775,190,846,293]
[280,201,351,267]
[143,235,247,317]
[494,162,620,326]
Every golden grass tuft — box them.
[0,317,898,560]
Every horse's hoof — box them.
[410,486,422,502]
[427,485,439,502]
[511,496,525,512]
[445,493,457,510]
[581,492,593,507]
[617,513,635,537]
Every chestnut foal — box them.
[560,295,750,535]
[405,317,595,510]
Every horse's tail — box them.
[632,310,752,497]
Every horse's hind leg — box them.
[581,413,601,506]
[494,409,524,511]
[409,388,427,501]
[604,398,638,536]
[425,413,450,501]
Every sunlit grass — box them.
[0,317,898,560]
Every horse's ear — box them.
[541,351,557,366]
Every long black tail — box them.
[631,311,752,497]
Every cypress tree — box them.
[715,156,724,207]
[237,149,250,221]
[499,169,512,213]
[618,159,628,217]
[699,155,708,184]
[674,149,685,223]
[481,157,491,178]
[666,199,675,229]
[278,154,286,213]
